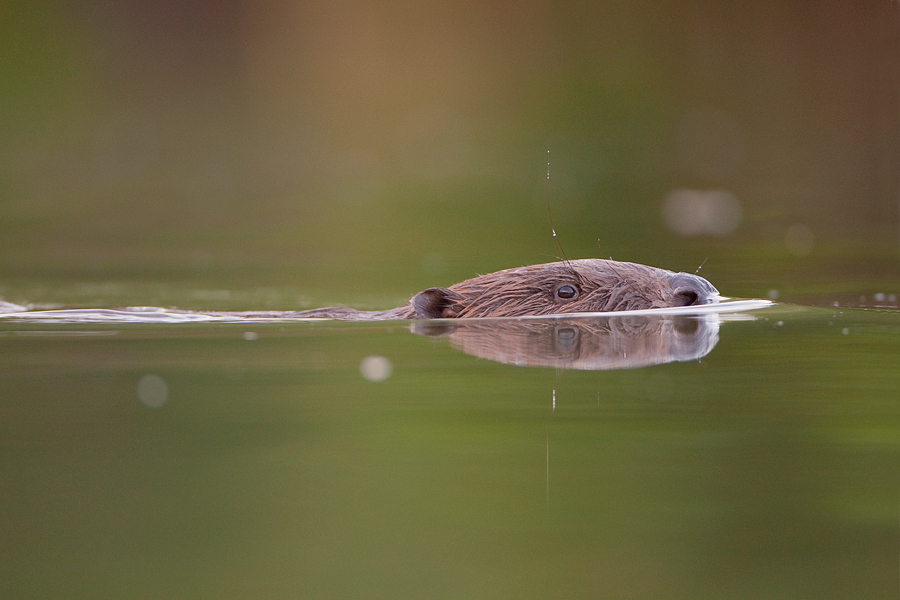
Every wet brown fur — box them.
[285,259,719,320]
[435,260,686,317]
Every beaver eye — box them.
[554,284,578,301]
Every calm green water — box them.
[1,303,898,599]
[2,2,899,598]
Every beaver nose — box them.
[671,273,721,306]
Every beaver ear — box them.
[411,287,465,319]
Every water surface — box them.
[2,303,897,599]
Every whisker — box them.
[695,257,709,274]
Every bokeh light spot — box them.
[663,188,742,236]
[137,374,168,408]
[360,355,393,382]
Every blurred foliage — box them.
[0,1,898,307]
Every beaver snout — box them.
[669,273,721,306]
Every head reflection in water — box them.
[412,314,720,370]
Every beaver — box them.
[0,259,721,323]
[275,258,721,320]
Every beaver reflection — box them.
[412,314,718,370]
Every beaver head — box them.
[410,259,720,319]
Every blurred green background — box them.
[1,1,898,308]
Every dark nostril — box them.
[674,289,700,306]
[670,273,719,306]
